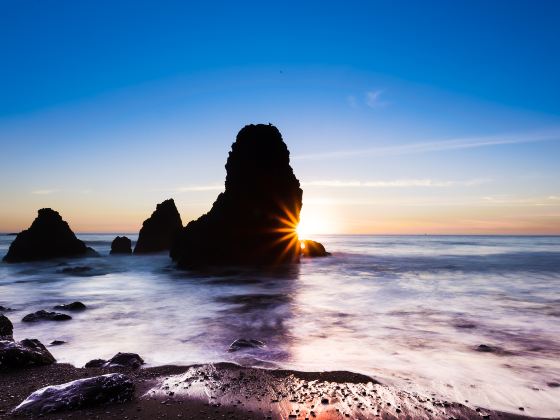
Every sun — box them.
[296,207,334,238]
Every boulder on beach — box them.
[22,310,72,322]
[0,314,13,339]
[134,199,182,254]
[84,359,107,368]
[53,301,87,311]
[300,239,330,257]
[85,352,144,369]
[171,124,303,267]
[12,373,134,415]
[3,208,95,263]
[0,338,56,370]
[110,236,132,254]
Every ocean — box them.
[1,234,559,417]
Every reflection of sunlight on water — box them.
[1,234,560,416]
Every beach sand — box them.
[0,362,536,419]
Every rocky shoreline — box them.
[0,361,538,419]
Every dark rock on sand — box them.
[108,352,144,368]
[85,359,107,368]
[12,373,134,415]
[134,199,182,254]
[54,301,87,311]
[50,340,66,346]
[85,352,144,369]
[228,338,265,352]
[0,338,55,370]
[171,124,303,267]
[110,236,132,254]
[300,239,330,257]
[0,315,13,339]
[3,208,93,263]
[22,310,72,322]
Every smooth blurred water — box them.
[1,234,559,417]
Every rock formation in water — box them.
[53,302,87,311]
[3,209,94,263]
[171,124,303,267]
[133,199,182,254]
[300,239,330,257]
[110,236,132,254]
[22,310,72,323]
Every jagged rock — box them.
[0,338,56,370]
[171,124,303,267]
[12,373,134,415]
[300,239,330,257]
[134,199,182,254]
[85,352,144,369]
[3,208,94,262]
[228,338,265,352]
[110,236,132,254]
[22,310,72,322]
[54,301,87,311]
[0,314,13,339]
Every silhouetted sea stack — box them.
[110,236,132,254]
[134,199,182,254]
[171,124,303,267]
[3,209,93,263]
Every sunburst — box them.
[270,202,302,262]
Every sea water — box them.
[1,234,559,417]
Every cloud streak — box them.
[31,189,57,195]
[293,128,560,161]
[302,179,488,188]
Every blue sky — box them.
[1,0,559,233]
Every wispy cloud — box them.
[302,178,487,188]
[293,128,560,161]
[347,95,358,108]
[31,189,57,195]
[365,90,388,108]
[482,195,560,206]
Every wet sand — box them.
[0,362,539,419]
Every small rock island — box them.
[3,208,94,263]
[133,199,182,254]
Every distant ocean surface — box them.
[1,234,559,417]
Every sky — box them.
[1,0,560,234]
